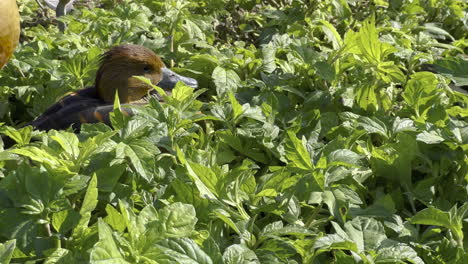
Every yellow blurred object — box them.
[0,0,20,68]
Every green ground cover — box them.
[0,0,467,263]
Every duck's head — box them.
[96,44,198,103]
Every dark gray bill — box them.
[158,67,198,90]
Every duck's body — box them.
[0,0,20,68]
[24,44,198,131]
[26,87,111,131]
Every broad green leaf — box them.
[212,66,241,97]
[355,83,377,111]
[155,203,197,238]
[376,240,424,264]
[185,162,218,199]
[229,92,244,122]
[90,219,130,264]
[171,82,194,104]
[104,205,126,233]
[314,61,336,81]
[416,131,445,144]
[43,248,71,264]
[223,244,259,264]
[73,174,98,239]
[115,142,151,182]
[320,20,343,49]
[343,217,387,252]
[284,130,313,171]
[262,44,276,73]
[50,131,80,160]
[402,72,439,119]
[411,204,468,247]
[0,240,15,264]
[313,234,359,252]
[426,57,468,86]
[423,23,455,41]
[0,126,33,147]
[327,149,362,168]
[52,209,80,234]
[154,238,213,264]
[133,75,167,97]
[411,207,451,228]
[392,117,416,134]
[9,147,64,169]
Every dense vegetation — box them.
[0,0,467,263]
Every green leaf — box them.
[313,235,359,252]
[73,174,98,239]
[327,149,362,168]
[284,130,313,171]
[376,240,424,264]
[0,240,15,264]
[343,217,387,251]
[262,44,276,73]
[314,61,336,81]
[115,142,151,182]
[171,81,194,103]
[355,83,377,111]
[416,131,445,144]
[411,204,468,247]
[0,126,33,147]
[133,75,167,97]
[184,162,218,200]
[155,203,197,238]
[229,92,244,122]
[90,219,130,264]
[212,66,241,97]
[402,72,439,119]
[412,207,453,225]
[104,204,126,233]
[223,244,259,264]
[357,116,388,139]
[392,117,416,134]
[9,147,64,169]
[320,20,343,49]
[154,238,213,264]
[52,209,81,234]
[50,131,80,160]
[426,57,468,86]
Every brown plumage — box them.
[96,45,165,103]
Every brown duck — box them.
[24,44,198,131]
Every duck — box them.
[0,0,20,69]
[24,44,198,131]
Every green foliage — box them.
[0,0,466,263]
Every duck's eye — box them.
[143,65,152,73]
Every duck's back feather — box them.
[23,87,129,131]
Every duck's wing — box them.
[26,101,136,131]
[26,98,104,131]
[24,87,99,129]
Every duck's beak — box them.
[158,67,198,90]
